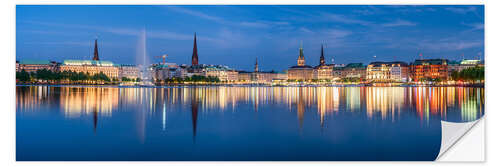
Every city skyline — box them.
[16,5,484,71]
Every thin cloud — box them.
[210,28,259,49]
[22,20,204,41]
[240,20,289,28]
[445,6,477,14]
[239,21,270,28]
[326,29,352,38]
[23,41,92,46]
[22,20,140,36]
[352,6,385,15]
[462,22,484,30]
[299,27,313,33]
[353,9,376,15]
[166,6,290,30]
[165,6,226,23]
[147,30,194,40]
[382,19,417,27]
[321,13,371,26]
[17,29,93,36]
[419,41,483,51]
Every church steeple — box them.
[297,41,305,66]
[93,39,99,61]
[319,44,325,66]
[254,57,259,72]
[191,33,199,66]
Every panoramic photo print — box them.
[16,5,484,161]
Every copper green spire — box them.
[297,41,305,66]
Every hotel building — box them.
[203,65,238,82]
[118,64,140,80]
[59,60,120,79]
[332,63,366,80]
[16,60,59,73]
[152,63,186,81]
[410,59,449,81]
[237,71,252,82]
[58,39,126,80]
[240,58,288,83]
[389,63,410,82]
[367,61,409,82]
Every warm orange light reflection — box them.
[17,86,484,124]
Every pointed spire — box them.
[297,41,305,66]
[254,57,259,72]
[192,33,199,66]
[299,40,304,58]
[93,39,99,61]
[319,44,325,66]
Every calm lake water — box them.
[16,85,484,161]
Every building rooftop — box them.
[18,60,53,65]
[63,60,114,66]
[411,59,449,65]
[118,64,137,67]
[153,63,179,69]
[314,64,334,69]
[460,59,481,65]
[345,63,365,68]
[369,61,408,67]
[204,65,233,71]
[448,60,461,65]
[188,64,234,71]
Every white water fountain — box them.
[136,28,154,86]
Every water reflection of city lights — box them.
[17,86,484,126]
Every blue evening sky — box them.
[16,5,484,71]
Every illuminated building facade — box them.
[257,72,282,83]
[314,65,334,80]
[288,66,314,81]
[226,70,239,82]
[238,58,288,83]
[288,44,314,81]
[410,59,449,81]
[57,39,122,79]
[200,65,238,82]
[118,64,140,80]
[152,63,187,81]
[367,62,391,81]
[16,60,59,73]
[238,71,287,83]
[332,63,366,80]
[59,60,119,78]
[238,71,252,81]
[389,63,410,82]
[367,61,408,82]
